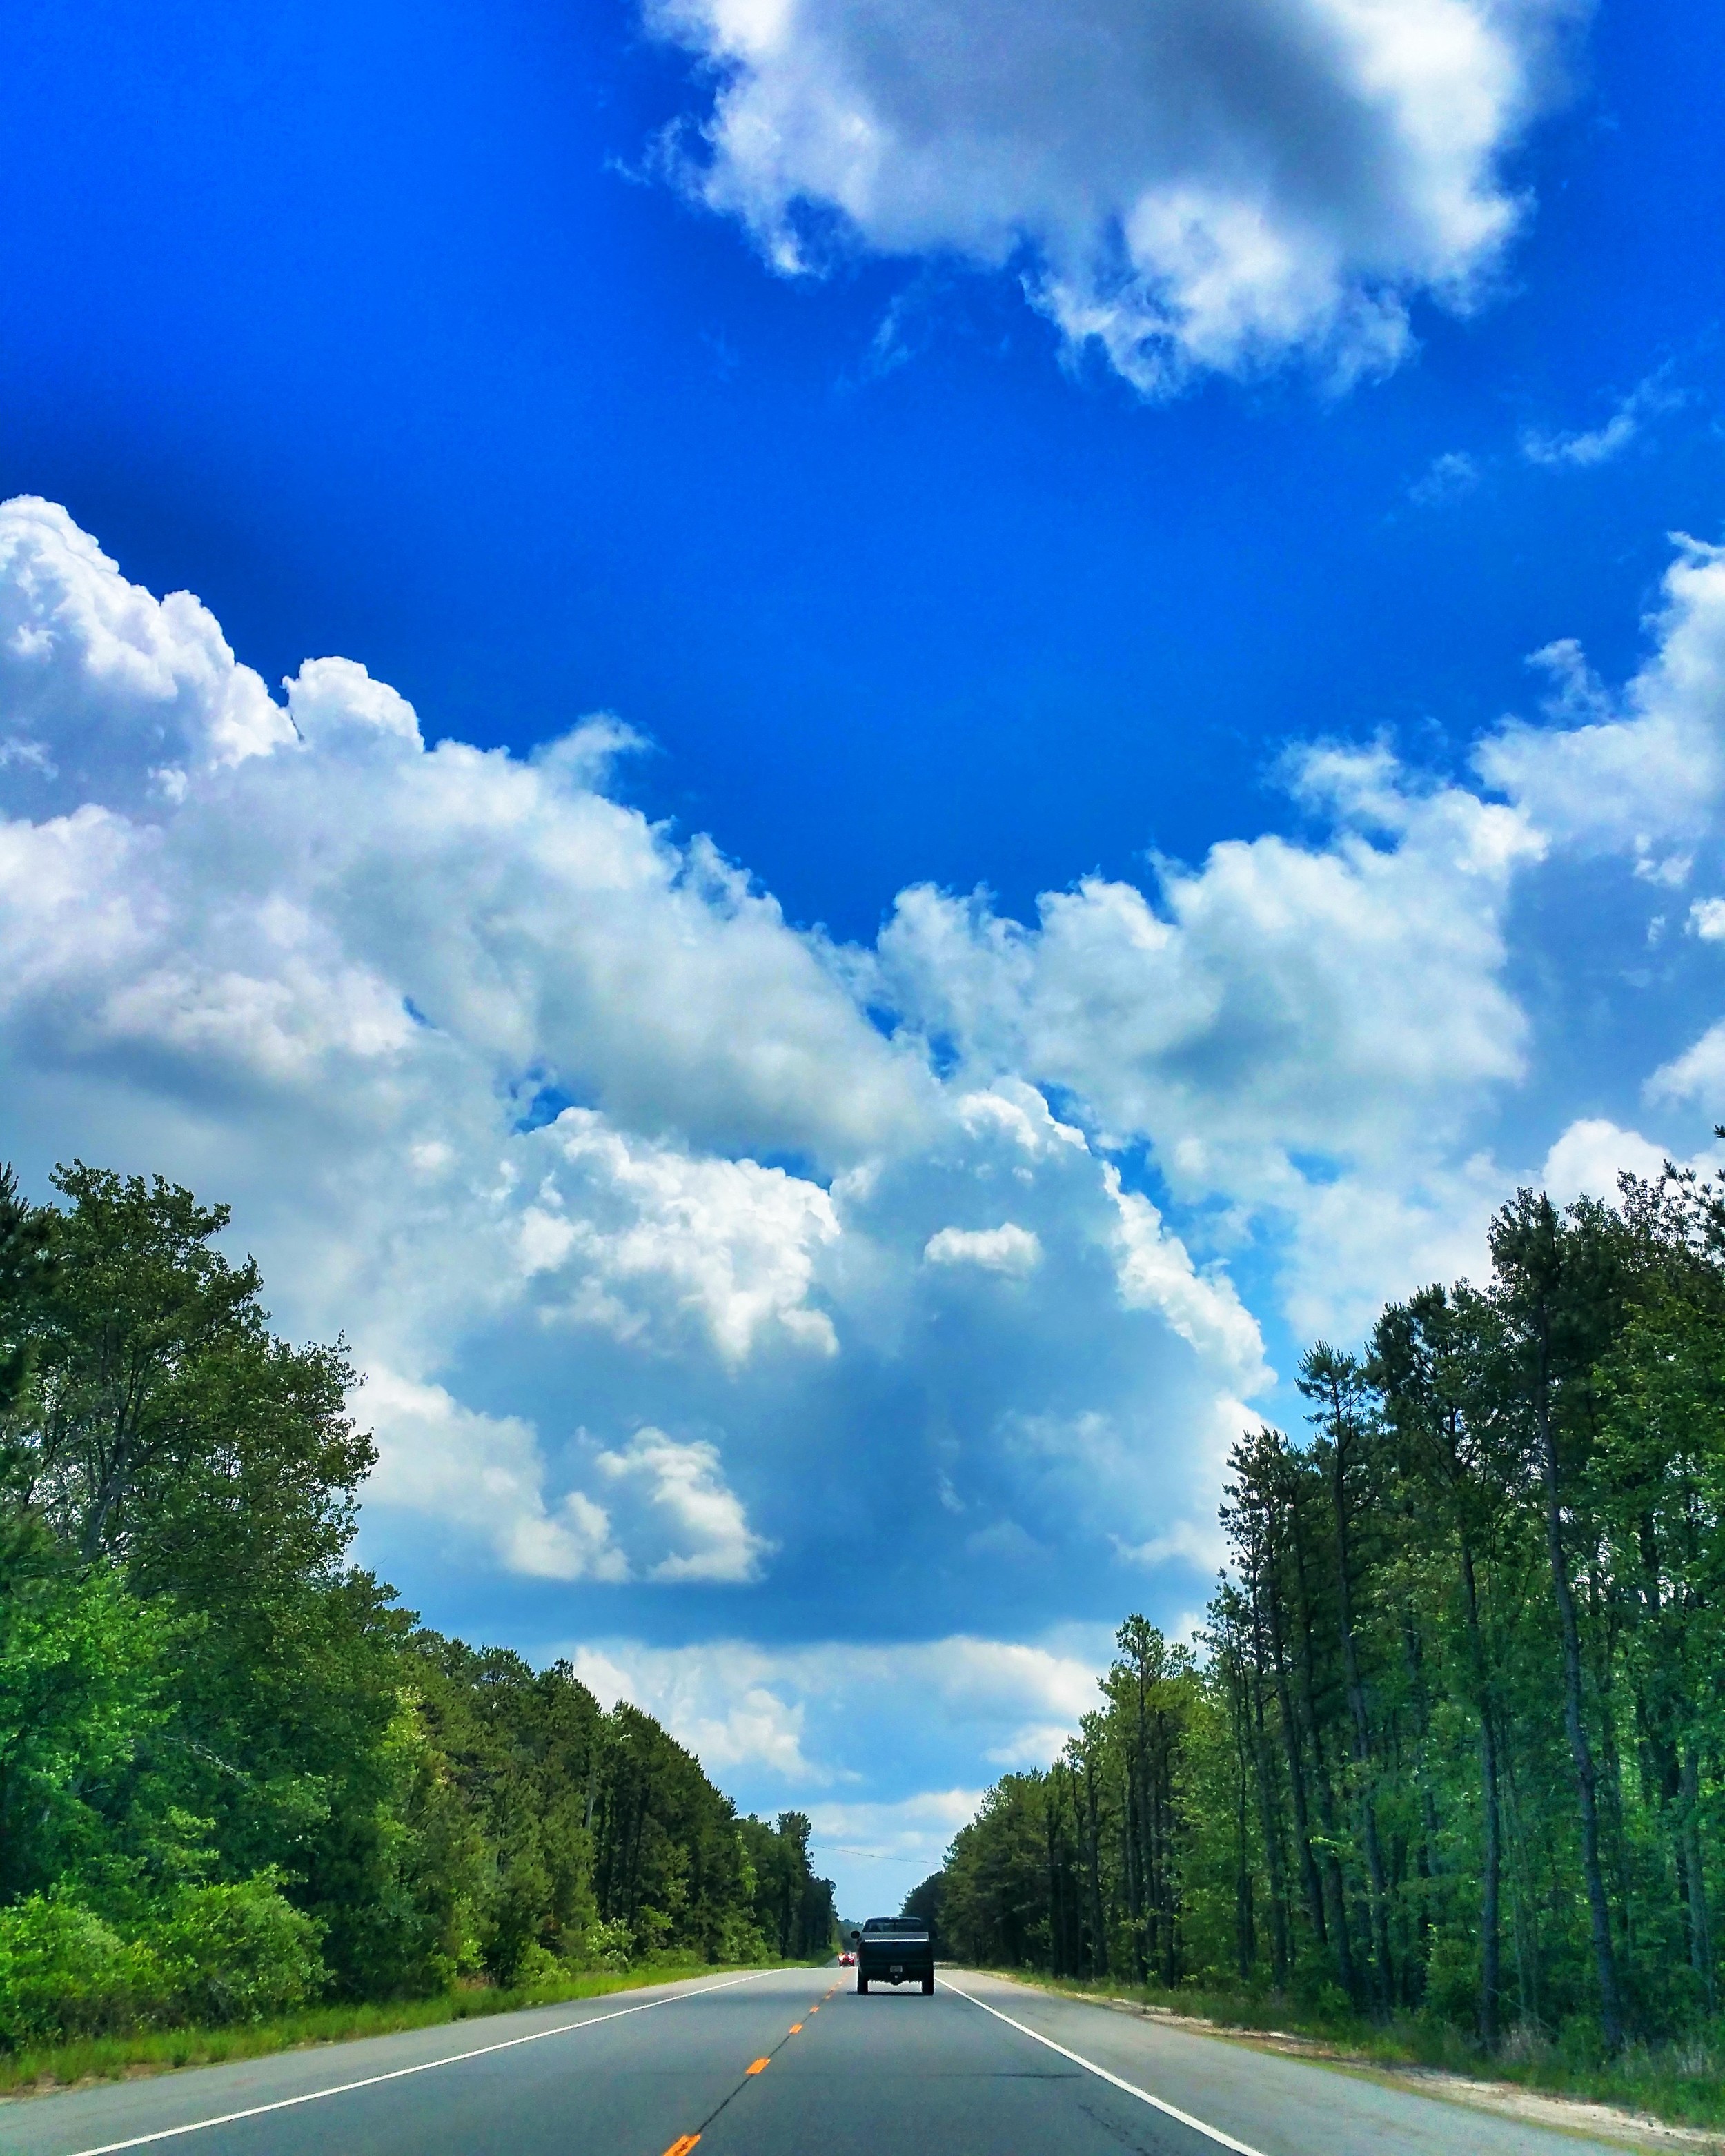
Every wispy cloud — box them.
[1521,368,1682,469]
[1409,450,1481,507]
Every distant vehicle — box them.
[849,1917,934,1995]
[838,1949,855,1966]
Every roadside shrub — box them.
[510,1941,561,1990]
[584,1917,633,1972]
[0,1897,166,2046]
[152,1874,328,2024]
[713,1910,770,1965]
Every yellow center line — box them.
[661,2139,700,2156]
[789,2023,802,2033]
[745,2057,771,2075]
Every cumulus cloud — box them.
[0,497,296,813]
[570,1641,818,1777]
[0,496,1281,1631]
[1538,1117,1674,1205]
[1689,897,1725,940]
[869,749,1539,1333]
[10,488,1725,1797]
[595,1427,777,1582]
[923,1221,1042,1274]
[364,1369,630,1581]
[1475,539,1725,855]
[520,1111,840,1361]
[878,762,1535,1177]
[649,0,1572,393]
[566,1632,1102,1782]
[1649,1027,1725,1115]
[362,1375,771,1584]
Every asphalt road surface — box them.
[0,1966,1646,2156]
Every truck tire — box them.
[922,1971,934,1995]
[857,1972,868,1993]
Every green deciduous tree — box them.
[0,1157,820,2050]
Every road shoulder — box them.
[972,1972,1724,2156]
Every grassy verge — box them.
[974,1970,1725,2135]
[0,1959,806,2100]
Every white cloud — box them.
[522,1110,840,1361]
[649,0,1570,394]
[923,1222,1041,1274]
[872,754,1539,1334]
[1475,539,1725,853]
[0,497,1276,1619]
[0,499,929,1173]
[364,1369,629,1582]
[1520,369,1680,470]
[362,1375,771,1585]
[1410,449,1481,506]
[1115,1516,1222,1572]
[1538,1118,1673,1206]
[1689,897,1725,940]
[595,1427,777,1582]
[1649,1027,1725,1115]
[1107,1169,1265,1385]
[12,491,1725,1820]
[561,1632,1103,1795]
[879,763,1536,1177]
[0,497,295,814]
[571,1643,817,1777]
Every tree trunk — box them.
[1328,1414,1393,2017]
[1263,1566,1328,1952]
[1533,1316,1624,2048]
[1458,1536,1501,2047]
[1084,1753,1108,1977]
[1288,1480,1360,2004]
[1246,1596,1292,1986]
[1682,1745,1715,2011]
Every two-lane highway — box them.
[0,1966,1652,2156]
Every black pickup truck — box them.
[849,1917,934,1994]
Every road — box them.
[0,1966,1650,2156]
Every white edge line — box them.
[61,1968,779,2156]
[939,1975,1271,2156]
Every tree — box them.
[934,1168,1725,2057]
[0,1155,794,2048]
[1489,1193,1628,2048]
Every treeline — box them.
[0,1163,833,2050]
[934,1169,1725,2054]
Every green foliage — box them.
[0,1519,184,1903]
[0,1156,828,2053]
[151,1875,328,2024]
[932,1167,1725,2061]
[0,1897,164,2045]
[737,1811,835,1961]
[900,1870,947,1953]
[0,1954,770,2098]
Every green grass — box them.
[0,1959,805,2099]
[976,1970,1725,2135]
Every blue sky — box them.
[3,0,1724,1913]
